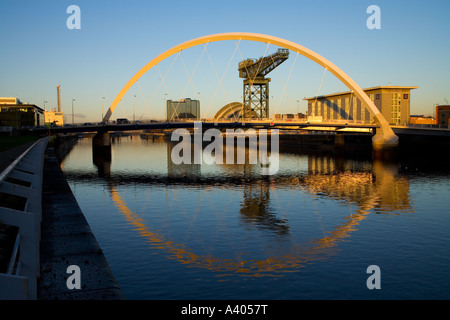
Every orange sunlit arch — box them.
[103,32,398,148]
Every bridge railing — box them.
[0,137,48,300]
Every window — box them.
[403,94,408,99]
[344,97,350,120]
[337,99,341,119]
[391,93,401,125]
[352,96,358,121]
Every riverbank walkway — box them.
[0,137,124,299]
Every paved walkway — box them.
[0,140,36,173]
[39,146,124,299]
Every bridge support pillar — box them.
[334,133,345,147]
[371,129,399,151]
[92,132,111,176]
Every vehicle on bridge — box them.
[117,118,130,124]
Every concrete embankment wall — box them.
[39,135,124,299]
[0,137,49,299]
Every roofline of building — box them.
[303,86,419,101]
[0,103,44,112]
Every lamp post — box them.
[72,98,75,124]
[164,93,168,120]
[133,95,136,122]
[44,100,48,110]
[102,97,105,122]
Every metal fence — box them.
[0,137,48,299]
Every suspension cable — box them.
[203,40,240,119]
[139,52,180,120]
[313,67,327,118]
[271,50,299,118]
[171,44,207,120]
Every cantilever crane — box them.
[238,48,289,119]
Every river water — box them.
[60,133,450,300]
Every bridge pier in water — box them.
[92,132,111,177]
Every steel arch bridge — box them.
[103,32,398,149]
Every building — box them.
[304,86,418,126]
[0,97,44,127]
[435,105,450,127]
[409,115,435,125]
[166,98,200,120]
[274,113,307,121]
[44,109,64,126]
[45,84,64,126]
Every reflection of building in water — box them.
[216,143,257,179]
[166,140,201,178]
[307,154,373,174]
[305,155,411,213]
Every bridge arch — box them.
[103,32,398,149]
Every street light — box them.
[102,97,105,121]
[72,98,75,124]
[44,100,48,110]
[133,95,136,122]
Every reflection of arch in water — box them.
[108,182,382,277]
[85,140,413,276]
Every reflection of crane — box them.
[238,48,289,119]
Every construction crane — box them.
[238,48,289,119]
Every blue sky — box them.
[1,0,449,121]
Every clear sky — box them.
[1,0,449,122]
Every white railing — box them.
[0,137,48,300]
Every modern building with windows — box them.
[435,105,450,127]
[166,98,200,120]
[303,86,418,126]
[0,97,44,127]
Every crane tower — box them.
[238,48,289,119]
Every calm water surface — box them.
[60,135,450,300]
